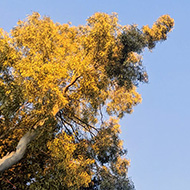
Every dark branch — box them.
[63,76,81,94]
[72,115,99,132]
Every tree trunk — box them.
[0,130,37,172]
[0,108,56,172]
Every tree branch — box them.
[63,76,80,94]
[0,74,80,172]
[0,130,36,172]
[66,115,97,137]
[0,118,47,172]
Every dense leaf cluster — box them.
[0,12,174,189]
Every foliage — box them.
[0,12,174,189]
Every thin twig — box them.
[2,178,17,189]
[99,105,104,125]
[72,115,99,132]
[66,116,96,137]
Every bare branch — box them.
[99,105,104,124]
[66,115,97,137]
[2,178,17,189]
[14,101,29,116]
[72,115,99,132]
[63,76,80,94]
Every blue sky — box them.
[0,0,189,189]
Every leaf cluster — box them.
[0,12,174,189]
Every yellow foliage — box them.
[0,12,174,189]
[47,131,94,188]
[143,14,174,48]
[107,86,142,117]
[1,12,174,119]
[127,52,142,63]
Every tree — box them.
[0,12,174,189]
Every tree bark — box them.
[0,117,49,172]
[0,130,37,172]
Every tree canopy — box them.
[0,12,174,189]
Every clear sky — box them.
[0,0,189,189]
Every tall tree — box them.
[0,12,174,189]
